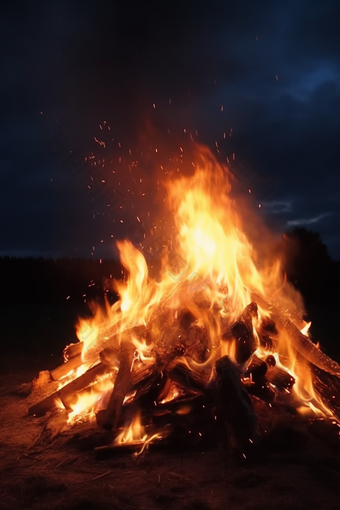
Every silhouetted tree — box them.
[280,227,339,303]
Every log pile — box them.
[26,294,340,458]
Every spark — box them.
[94,137,106,148]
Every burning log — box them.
[165,359,210,394]
[245,355,268,383]
[266,355,276,366]
[51,324,146,381]
[63,341,83,360]
[243,379,276,402]
[265,365,295,391]
[131,363,159,389]
[96,338,135,430]
[50,355,85,382]
[100,346,119,367]
[222,302,258,364]
[251,292,340,377]
[242,356,275,402]
[274,316,340,377]
[215,356,258,452]
[312,366,340,419]
[29,362,110,416]
[257,318,277,351]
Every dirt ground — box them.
[1,364,340,510]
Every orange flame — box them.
[69,142,335,422]
[115,412,163,455]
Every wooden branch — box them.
[96,338,135,430]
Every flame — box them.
[300,321,311,336]
[159,382,181,404]
[76,315,100,362]
[114,411,163,455]
[66,141,335,423]
[66,377,114,425]
[115,412,146,444]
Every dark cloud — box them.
[0,0,339,259]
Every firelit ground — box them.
[1,357,340,510]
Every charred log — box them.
[266,355,276,367]
[245,355,268,383]
[265,365,295,391]
[215,356,258,452]
[257,330,275,351]
[243,379,275,402]
[223,302,258,364]
[165,360,210,394]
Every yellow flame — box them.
[115,412,146,444]
[114,411,163,455]
[66,377,114,425]
[67,142,333,422]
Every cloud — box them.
[263,200,292,214]
[286,212,332,227]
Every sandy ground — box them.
[1,365,340,510]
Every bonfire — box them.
[27,143,340,459]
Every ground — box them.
[1,358,340,510]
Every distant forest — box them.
[0,227,339,307]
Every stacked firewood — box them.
[26,295,340,456]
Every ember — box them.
[27,143,340,457]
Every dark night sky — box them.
[1,0,340,259]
